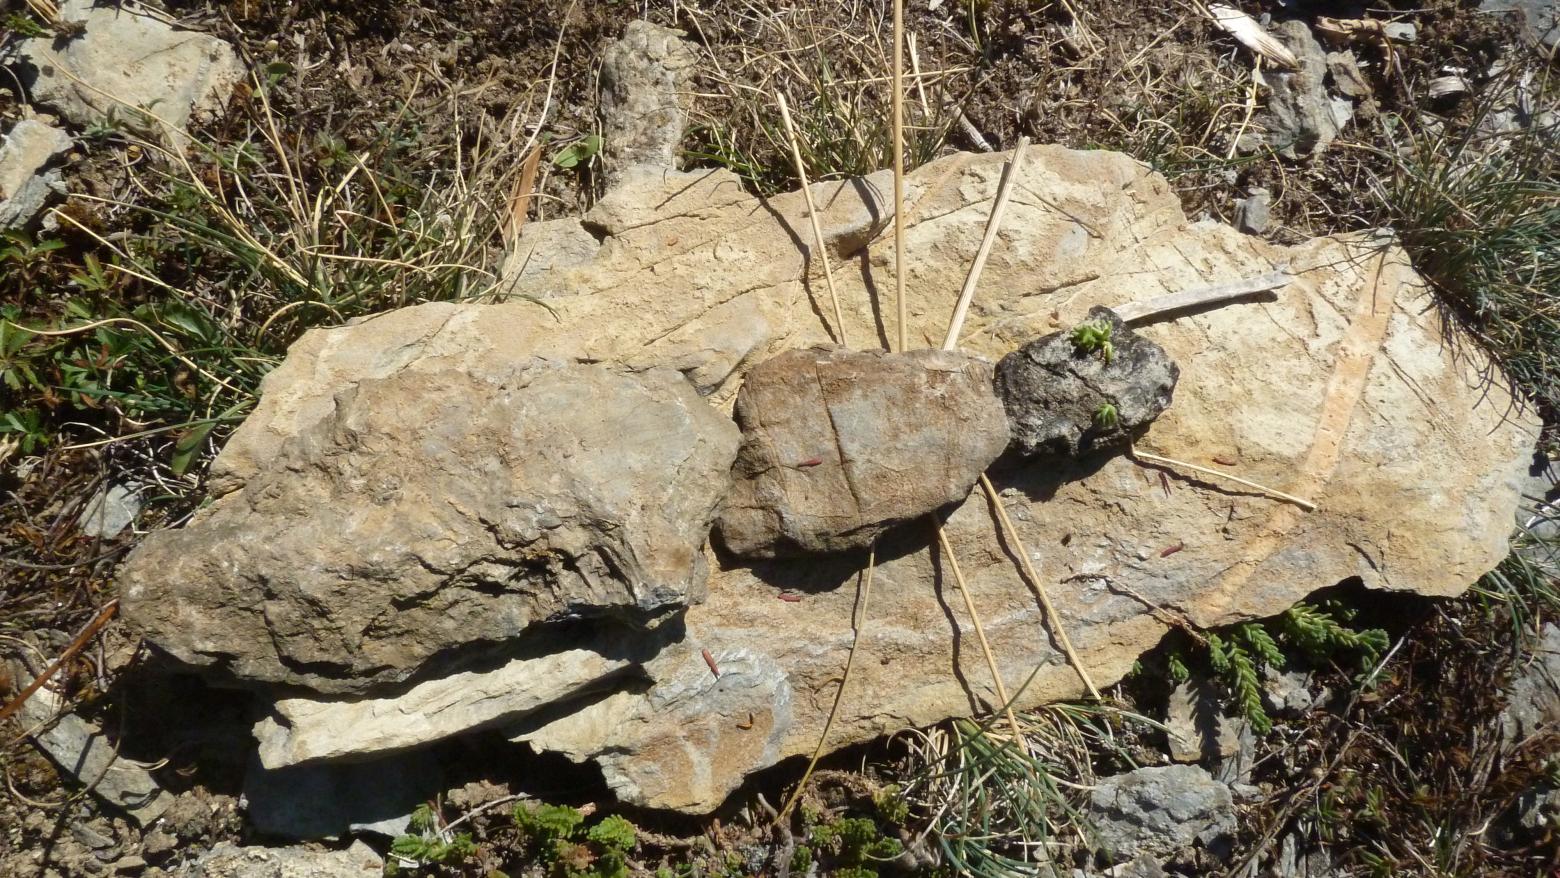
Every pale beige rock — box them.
[8,0,242,137]
[255,647,638,768]
[170,146,1536,812]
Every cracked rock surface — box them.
[996,306,1180,457]
[119,359,740,694]
[121,143,1537,815]
[716,346,1009,557]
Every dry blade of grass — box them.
[775,548,875,821]
[776,91,849,347]
[891,0,908,353]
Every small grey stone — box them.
[994,306,1179,458]
[1263,668,1320,716]
[7,662,171,824]
[716,345,1009,557]
[1164,681,1242,763]
[1326,52,1371,99]
[1088,764,1235,861]
[1233,189,1271,235]
[0,119,72,229]
[1382,22,1417,42]
[77,483,142,539]
[178,841,382,877]
[1252,21,1348,158]
[1498,622,1560,745]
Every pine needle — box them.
[1130,447,1317,511]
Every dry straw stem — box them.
[979,474,1102,701]
[891,0,907,353]
[776,91,849,347]
[1111,269,1292,324]
[932,139,1101,702]
[776,549,876,821]
[1130,447,1317,511]
[0,600,118,728]
[934,525,1028,749]
[941,137,1030,350]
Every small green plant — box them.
[513,803,638,878]
[552,134,603,170]
[387,804,478,872]
[4,11,48,38]
[808,816,903,878]
[1069,319,1114,364]
[1092,402,1119,430]
[1198,601,1388,733]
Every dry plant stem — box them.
[979,475,1103,700]
[776,549,877,822]
[891,0,908,353]
[941,137,1029,350]
[934,526,1027,749]
[1131,447,1317,511]
[1112,269,1292,323]
[0,601,119,726]
[776,91,849,347]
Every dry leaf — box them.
[501,144,543,248]
[1207,4,1299,70]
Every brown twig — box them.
[0,600,119,725]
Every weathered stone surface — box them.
[6,662,171,824]
[1248,21,1352,158]
[120,360,740,693]
[1483,0,1560,50]
[76,481,142,539]
[1088,765,1235,860]
[1232,188,1271,235]
[1164,681,1241,764]
[179,841,382,878]
[5,0,242,137]
[0,118,71,229]
[139,144,1536,814]
[996,307,1179,457]
[599,21,699,180]
[255,643,642,768]
[1499,622,1560,744]
[717,346,1009,557]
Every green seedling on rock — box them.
[1070,319,1114,363]
[1092,402,1119,430]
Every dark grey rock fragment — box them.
[1088,764,1235,861]
[994,307,1179,458]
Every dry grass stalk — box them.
[775,549,876,821]
[978,474,1101,700]
[934,526,1028,749]
[941,137,1029,350]
[0,600,118,727]
[891,0,908,353]
[1205,2,1299,70]
[1131,447,1317,511]
[776,91,849,347]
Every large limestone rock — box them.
[120,360,740,693]
[132,143,1536,814]
[716,346,1009,557]
[5,0,242,137]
